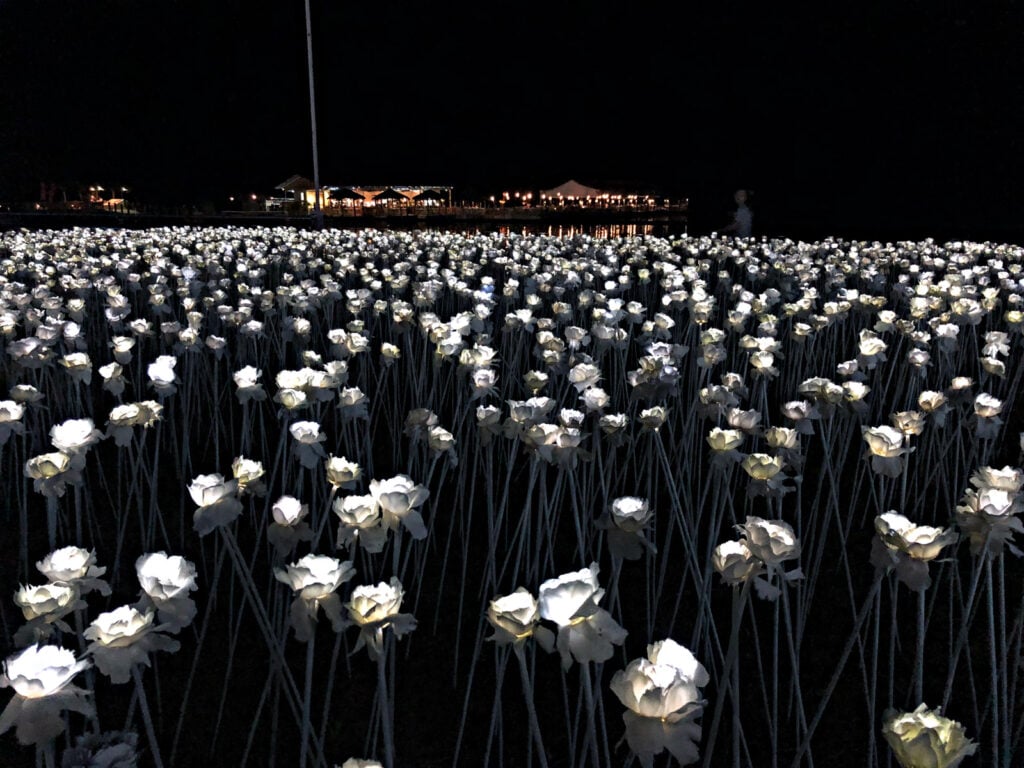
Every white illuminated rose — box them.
[610,638,708,720]
[325,455,361,489]
[334,494,387,553]
[231,456,266,496]
[135,552,197,602]
[882,704,977,768]
[83,606,179,684]
[135,552,198,634]
[706,428,743,453]
[36,546,110,596]
[486,588,554,650]
[741,453,783,480]
[188,473,243,536]
[0,644,93,745]
[275,555,355,642]
[863,425,910,477]
[610,639,707,767]
[369,475,429,540]
[0,400,25,445]
[740,517,800,566]
[272,495,309,527]
[875,512,957,561]
[147,355,177,394]
[712,540,762,586]
[346,578,417,659]
[50,418,102,455]
[538,563,628,669]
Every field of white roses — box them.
[1,224,1022,767]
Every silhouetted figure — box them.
[722,189,753,238]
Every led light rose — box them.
[14,583,81,643]
[334,494,387,553]
[875,512,957,562]
[346,577,417,659]
[135,552,198,633]
[882,704,977,768]
[50,418,102,455]
[609,639,708,767]
[872,512,957,591]
[0,400,25,445]
[369,474,429,540]
[538,563,628,669]
[712,540,762,586]
[231,456,266,496]
[188,473,242,536]
[275,555,355,642]
[610,638,708,719]
[486,588,554,650]
[326,455,361,489]
[0,644,93,744]
[739,517,800,566]
[83,606,179,683]
[36,546,110,596]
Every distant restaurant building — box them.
[272,175,453,212]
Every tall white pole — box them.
[304,0,323,229]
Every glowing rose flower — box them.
[706,428,743,453]
[50,418,102,455]
[36,546,110,597]
[891,411,926,437]
[147,355,177,395]
[111,335,135,364]
[346,577,417,659]
[639,406,668,432]
[135,552,198,633]
[0,400,25,446]
[427,426,457,463]
[338,387,369,421]
[741,453,783,481]
[581,386,610,412]
[486,588,555,650]
[60,353,92,385]
[781,400,819,434]
[275,555,355,642]
[83,606,179,684]
[231,456,266,496]
[955,482,1024,557]
[325,455,361,490]
[882,704,977,768]
[369,475,429,540]
[610,638,708,719]
[875,512,957,562]
[0,644,93,745]
[872,512,957,591]
[334,494,387,553]
[339,760,383,768]
[712,540,762,586]
[863,425,909,477]
[188,473,242,536]
[274,387,308,411]
[609,639,708,767]
[14,583,81,644]
[601,497,657,560]
[739,517,801,567]
[233,365,267,404]
[567,362,602,392]
[538,563,628,670]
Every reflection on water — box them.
[492,222,687,239]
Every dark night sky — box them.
[2,1,1024,240]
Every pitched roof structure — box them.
[540,179,608,199]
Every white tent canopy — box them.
[541,179,608,199]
